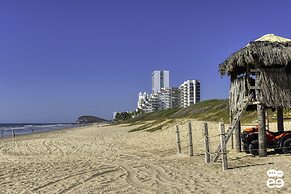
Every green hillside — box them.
[124,99,286,132]
[129,99,230,123]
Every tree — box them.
[114,111,133,121]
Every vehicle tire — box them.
[243,143,250,153]
[249,140,259,156]
[274,148,283,154]
[282,138,291,154]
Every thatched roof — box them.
[219,34,291,76]
[254,34,291,42]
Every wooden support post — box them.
[258,104,267,157]
[229,86,234,150]
[230,132,234,149]
[219,122,228,170]
[203,122,210,163]
[176,125,182,154]
[234,121,241,152]
[266,111,269,131]
[188,122,193,157]
[277,107,284,132]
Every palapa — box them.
[219,34,291,157]
[219,34,291,76]
[220,34,291,110]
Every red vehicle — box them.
[241,126,291,156]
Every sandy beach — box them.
[0,120,290,193]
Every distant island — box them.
[76,115,108,124]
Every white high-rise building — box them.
[137,71,201,113]
[179,80,200,108]
[137,88,175,113]
[152,70,169,94]
[157,88,172,110]
[171,87,180,108]
[137,92,161,112]
[137,92,149,109]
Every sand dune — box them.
[0,121,290,193]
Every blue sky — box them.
[0,0,291,122]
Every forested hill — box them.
[77,115,108,124]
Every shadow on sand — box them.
[227,150,291,169]
[228,162,274,170]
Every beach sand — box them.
[0,120,290,193]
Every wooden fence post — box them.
[203,122,210,163]
[188,122,193,156]
[219,122,228,170]
[176,125,182,154]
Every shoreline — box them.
[0,123,100,142]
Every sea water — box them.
[0,123,80,138]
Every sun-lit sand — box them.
[0,120,290,193]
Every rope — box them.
[205,134,221,138]
[205,150,219,157]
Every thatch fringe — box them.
[229,77,246,115]
[257,68,291,108]
[219,41,291,76]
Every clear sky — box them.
[0,0,291,123]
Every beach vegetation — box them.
[125,99,290,132]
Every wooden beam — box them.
[249,86,261,90]
[230,131,234,149]
[250,69,259,73]
[246,64,250,96]
[234,121,241,152]
[258,104,267,157]
[277,107,284,132]
[255,71,267,157]
[229,88,233,150]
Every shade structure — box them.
[220,34,291,109]
[219,34,291,76]
[219,34,291,157]
[254,34,291,43]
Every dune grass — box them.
[125,99,291,132]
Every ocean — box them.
[0,123,80,138]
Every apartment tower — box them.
[152,70,170,94]
[179,80,200,108]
